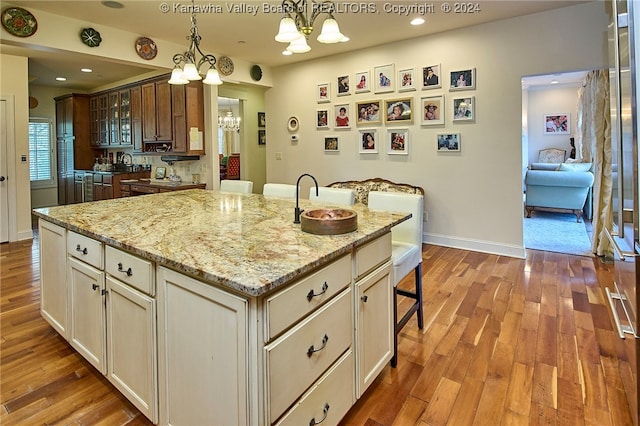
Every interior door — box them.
[0,99,10,243]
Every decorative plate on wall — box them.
[1,7,37,37]
[80,27,102,47]
[135,36,157,60]
[218,56,234,76]
[250,64,263,82]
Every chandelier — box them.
[168,0,223,85]
[274,0,348,54]
[218,100,241,132]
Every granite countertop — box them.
[33,190,409,297]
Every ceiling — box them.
[1,0,591,91]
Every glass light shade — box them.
[203,68,223,85]
[182,63,202,80]
[275,16,303,43]
[286,37,311,53]
[316,18,344,43]
[168,67,189,85]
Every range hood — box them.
[160,155,200,164]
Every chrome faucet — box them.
[294,173,318,224]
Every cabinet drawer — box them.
[265,288,352,423]
[265,254,351,340]
[355,232,391,279]
[103,175,113,184]
[105,246,155,296]
[131,184,159,194]
[275,350,354,426]
[67,231,104,269]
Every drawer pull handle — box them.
[361,295,368,303]
[92,283,99,291]
[117,262,133,277]
[76,244,88,255]
[307,334,329,358]
[309,403,330,426]
[307,282,329,301]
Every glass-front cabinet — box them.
[119,89,131,147]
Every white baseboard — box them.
[423,232,527,259]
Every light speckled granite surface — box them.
[33,190,409,297]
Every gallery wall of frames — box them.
[312,63,476,156]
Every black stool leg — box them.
[391,286,398,368]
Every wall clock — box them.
[218,56,234,76]
[1,7,38,37]
[80,27,102,47]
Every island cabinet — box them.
[39,221,68,338]
[39,222,159,424]
[156,232,393,426]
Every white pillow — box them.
[559,162,592,172]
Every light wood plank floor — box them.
[1,230,634,425]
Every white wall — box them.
[265,2,610,258]
[526,84,582,165]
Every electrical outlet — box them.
[275,152,283,160]
[424,211,429,221]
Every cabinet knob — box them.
[308,403,330,426]
[306,334,329,358]
[306,282,329,302]
[361,295,368,303]
[117,262,133,276]
[76,244,88,255]
[92,283,99,291]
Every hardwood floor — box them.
[1,230,634,425]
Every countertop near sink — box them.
[33,190,409,296]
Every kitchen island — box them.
[33,189,410,425]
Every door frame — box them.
[0,95,17,243]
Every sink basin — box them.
[300,208,358,235]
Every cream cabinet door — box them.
[68,257,106,374]
[39,220,68,337]
[355,261,393,397]
[157,267,249,426]
[106,276,157,423]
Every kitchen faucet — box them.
[294,173,318,224]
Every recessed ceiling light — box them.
[101,1,124,8]
[56,77,67,81]
[551,80,559,84]
[282,50,292,56]
[81,68,92,73]
[410,18,425,25]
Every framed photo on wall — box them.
[337,75,350,96]
[543,113,570,134]
[355,70,370,93]
[317,82,331,103]
[258,129,266,145]
[316,109,329,129]
[257,112,266,127]
[452,96,475,122]
[422,64,441,89]
[398,67,416,92]
[437,133,461,152]
[334,103,351,129]
[374,64,395,93]
[359,129,378,153]
[449,68,476,91]
[387,129,409,155]
[384,97,413,124]
[356,100,382,125]
[420,95,444,125]
[324,136,339,152]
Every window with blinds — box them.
[29,118,55,187]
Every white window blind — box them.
[29,118,55,187]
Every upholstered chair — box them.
[308,187,356,206]
[367,191,424,367]
[262,183,297,199]
[226,154,240,180]
[219,180,253,194]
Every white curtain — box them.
[576,70,613,256]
